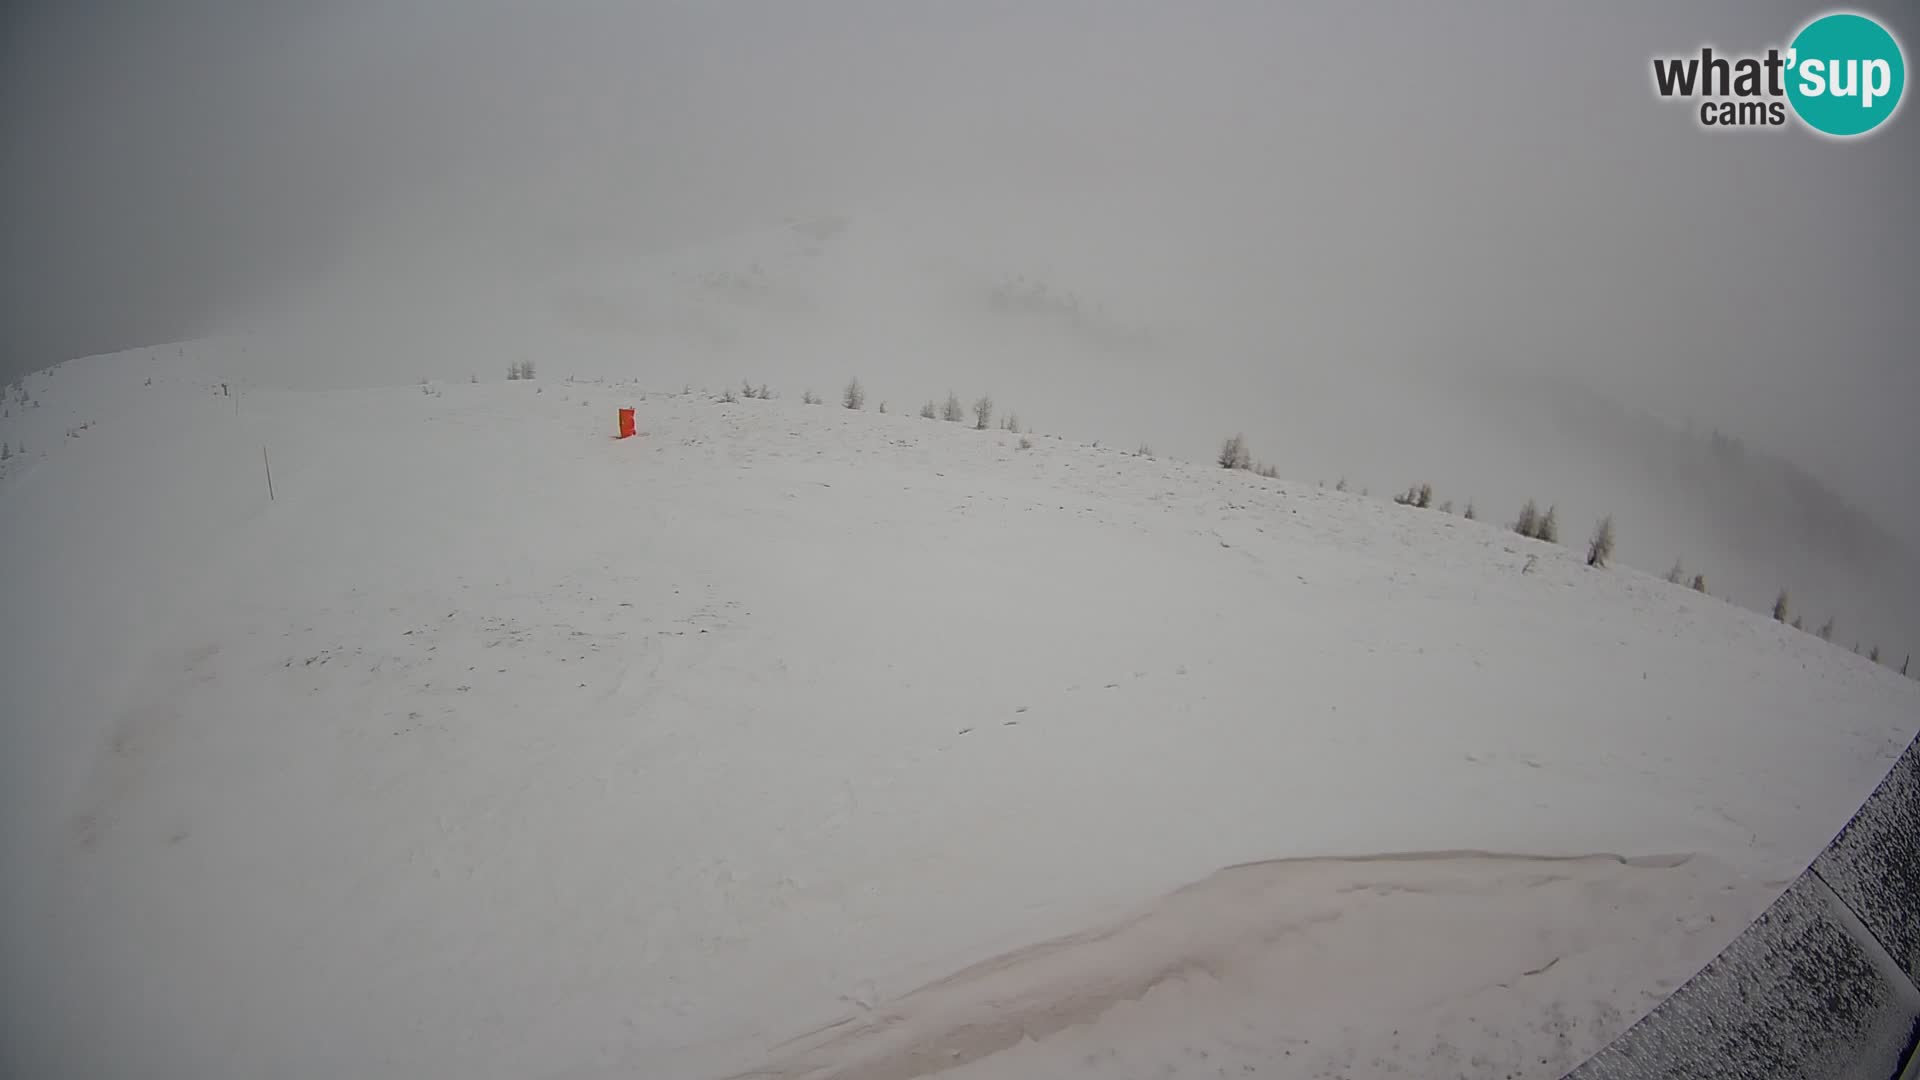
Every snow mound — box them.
[736,851,1753,1080]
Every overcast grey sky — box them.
[3,1,1916,538]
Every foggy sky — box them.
[4,1,1917,541]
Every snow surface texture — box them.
[1507,716,1920,1078]
[2,353,1917,1079]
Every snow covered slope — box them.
[2,352,1916,1079]
[200,203,1920,658]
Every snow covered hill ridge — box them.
[156,201,1920,660]
[2,349,1917,1079]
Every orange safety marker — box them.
[616,407,636,439]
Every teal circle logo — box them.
[1787,12,1905,137]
